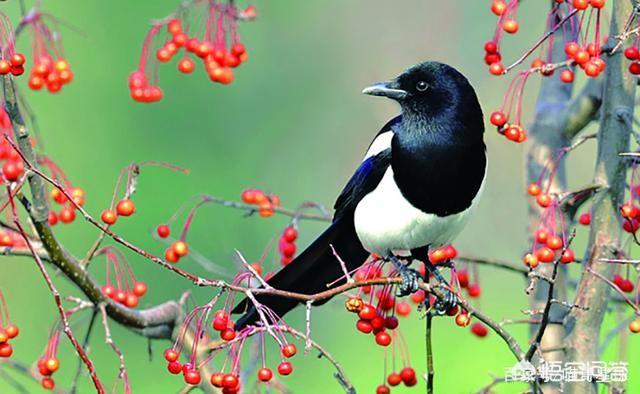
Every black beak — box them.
[362,81,407,100]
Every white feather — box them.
[354,166,485,255]
[363,131,393,161]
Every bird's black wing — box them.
[333,147,392,221]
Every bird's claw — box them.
[433,288,457,314]
[396,267,420,297]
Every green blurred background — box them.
[0,1,637,393]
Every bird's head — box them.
[363,61,482,128]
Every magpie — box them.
[233,61,486,329]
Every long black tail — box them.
[232,218,369,330]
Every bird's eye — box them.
[416,81,429,92]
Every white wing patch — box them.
[353,166,486,255]
[363,131,393,161]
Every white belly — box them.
[353,167,483,255]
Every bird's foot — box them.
[423,260,457,314]
[388,255,420,297]
[432,287,457,314]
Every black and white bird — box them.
[233,61,486,329]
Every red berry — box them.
[213,316,228,331]
[165,248,180,263]
[536,247,555,263]
[385,316,399,329]
[395,301,411,317]
[536,194,552,208]
[387,372,402,386]
[565,42,580,58]
[489,111,507,127]
[376,385,391,394]
[167,19,182,35]
[5,324,18,339]
[10,53,25,67]
[0,343,13,358]
[220,328,236,341]
[59,207,76,224]
[42,378,55,390]
[375,331,392,346]
[277,361,293,376]
[484,41,498,54]
[561,249,575,264]
[578,213,591,225]
[0,60,10,75]
[178,57,195,74]
[2,160,23,181]
[546,235,563,250]
[471,322,489,337]
[100,209,117,225]
[467,283,481,298]
[358,304,377,320]
[455,313,470,327]
[502,19,519,34]
[625,47,639,60]
[560,69,575,83]
[400,367,416,384]
[116,199,135,216]
[222,374,239,388]
[157,224,170,238]
[573,0,589,10]
[489,62,504,76]
[527,183,542,196]
[621,203,638,219]
[125,294,139,308]
[629,320,640,333]
[456,270,469,288]
[167,361,182,374]
[184,369,201,385]
[164,348,179,362]
[48,211,58,226]
[257,367,273,382]
[283,226,298,242]
[133,281,147,297]
[356,319,373,334]
[281,343,297,358]
[491,0,507,16]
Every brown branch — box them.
[99,304,130,393]
[6,187,104,392]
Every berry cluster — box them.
[278,225,298,265]
[37,328,61,390]
[348,298,395,347]
[523,180,575,268]
[130,1,255,103]
[612,273,635,294]
[36,155,88,226]
[428,244,458,264]
[241,188,281,217]
[488,71,532,143]
[0,290,19,361]
[0,14,26,78]
[377,367,417,393]
[562,40,606,79]
[0,229,25,249]
[211,309,237,341]
[99,247,148,308]
[0,111,25,183]
[22,11,74,93]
